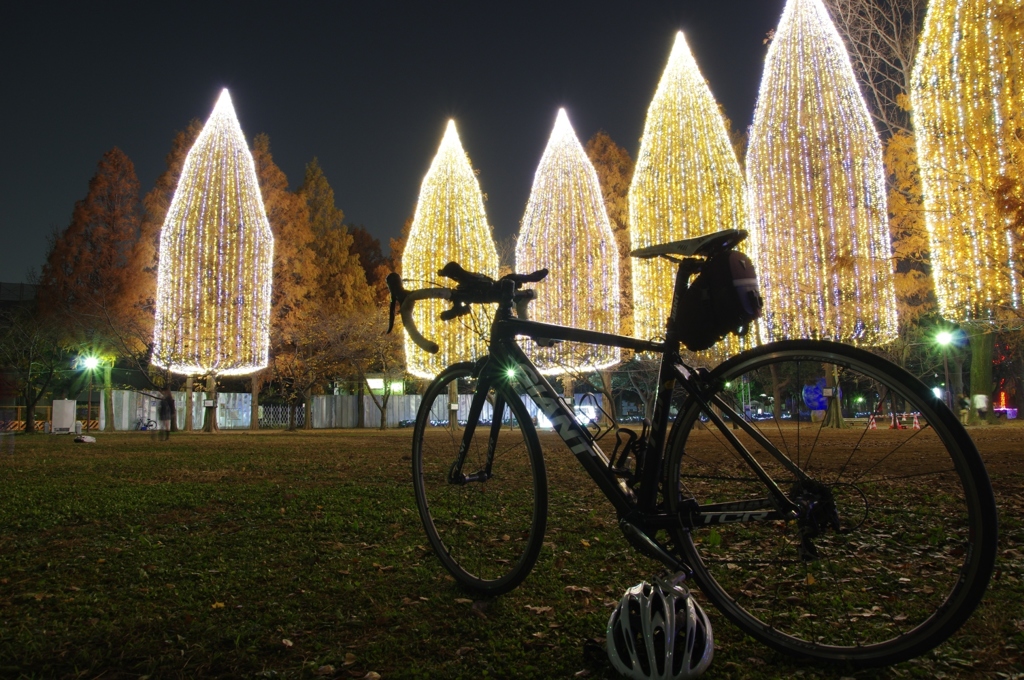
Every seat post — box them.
[636,257,700,512]
[665,258,701,346]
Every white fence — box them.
[91,390,604,430]
[310,393,603,429]
[99,391,251,430]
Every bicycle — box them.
[386,229,998,668]
[135,417,157,431]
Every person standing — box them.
[158,388,176,441]
[972,392,990,425]
[958,394,970,426]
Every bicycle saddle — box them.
[630,228,747,260]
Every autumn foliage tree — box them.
[38,147,149,428]
[582,131,635,425]
[301,159,375,312]
[39,148,145,330]
[252,134,320,429]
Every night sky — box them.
[1,0,785,283]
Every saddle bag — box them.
[677,250,763,351]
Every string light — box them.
[747,0,898,344]
[402,120,499,378]
[152,89,274,376]
[628,31,751,359]
[516,109,620,375]
[911,0,1023,322]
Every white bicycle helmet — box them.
[607,577,714,679]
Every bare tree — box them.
[0,310,69,433]
[327,306,405,430]
[824,0,927,138]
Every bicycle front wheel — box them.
[413,362,547,596]
[664,340,997,667]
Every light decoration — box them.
[628,31,750,359]
[516,109,620,374]
[911,0,1023,322]
[402,120,499,378]
[746,0,898,344]
[152,89,274,376]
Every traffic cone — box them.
[868,414,877,429]
[913,413,920,429]
[889,412,903,429]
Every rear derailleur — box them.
[791,478,841,561]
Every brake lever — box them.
[385,273,404,334]
[440,303,473,321]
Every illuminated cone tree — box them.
[629,31,749,360]
[402,120,499,378]
[516,109,620,374]
[152,89,274,377]
[912,0,1023,323]
[747,0,898,347]
[912,0,1023,421]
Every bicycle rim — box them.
[412,362,547,596]
[665,340,997,666]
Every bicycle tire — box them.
[664,340,997,667]
[412,362,548,596]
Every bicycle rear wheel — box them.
[664,340,997,667]
[413,362,547,596]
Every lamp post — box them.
[82,356,100,432]
[936,331,953,410]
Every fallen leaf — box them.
[314,666,335,676]
[281,639,293,648]
[454,598,472,604]
[580,539,591,548]
[805,574,816,586]
[525,605,553,615]
[456,646,474,655]
[363,673,381,680]
[211,602,225,609]
[344,652,357,665]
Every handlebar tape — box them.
[385,272,450,354]
[400,289,451,354]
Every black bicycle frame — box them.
[447,261,803,572]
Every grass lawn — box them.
[0,427,1020,679]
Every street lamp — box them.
[81,356,100,432]
[936,331,954,410]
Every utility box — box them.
[52,400,76,434]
